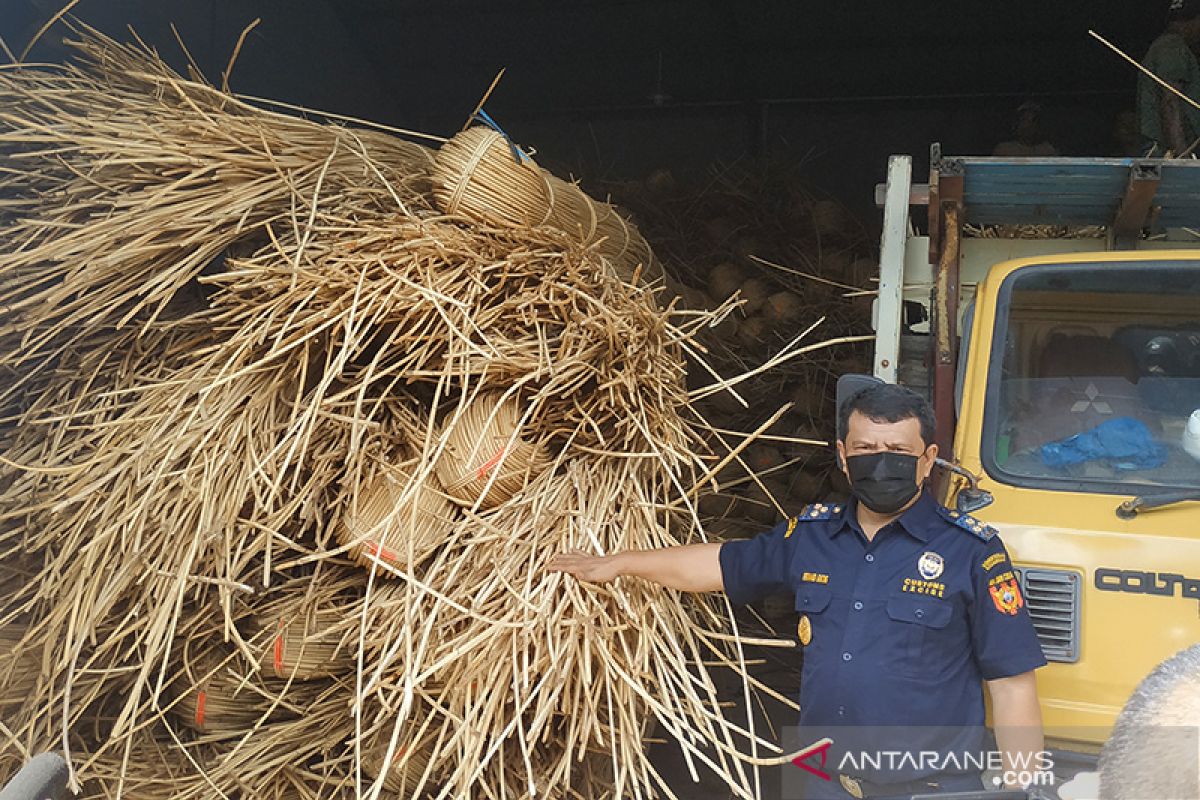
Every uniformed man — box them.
[549,382,1047,798]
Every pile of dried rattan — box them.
[602,163,877,534]
[0,25,847,800]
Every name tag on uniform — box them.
[801,572,830,584]
[902,577,945,597]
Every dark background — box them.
[1,1,1163,224]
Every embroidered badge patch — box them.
[988,571,1024,615]
[797,614,812,645]
[918,551,945,580]
[981,552,1008,572]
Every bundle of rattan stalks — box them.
[0,24,851,800]
[431,126,663,287]
[964,223,1108,239]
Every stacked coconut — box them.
[0,26,851,800]
[607,166,878,537]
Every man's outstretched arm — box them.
[547,543,725,593]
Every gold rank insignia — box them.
[797,503,842,523]
[797,614,812,645]
[939,506,998,541]
[786,503,843,537]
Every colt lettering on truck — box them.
[872,148,1200,788]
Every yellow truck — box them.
[872,148,1200,781]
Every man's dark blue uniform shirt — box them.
[719,491,1047,784]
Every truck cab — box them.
[873,150,1200,769]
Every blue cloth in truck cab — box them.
[1040,417,1168,471]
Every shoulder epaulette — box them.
[783,502,843,538]
[937,505,998,541]
[800,502,844,521]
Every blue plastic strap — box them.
[472,109,529,165]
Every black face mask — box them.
[845,451,922,514]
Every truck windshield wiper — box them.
[1116,490,1200,519]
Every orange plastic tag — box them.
[365,540,398,563]
[475,447,507,480]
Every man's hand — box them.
[546,543,725,593]
[547,551,622,584]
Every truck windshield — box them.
[983,262,1200,495]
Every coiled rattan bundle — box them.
[171,645,285,734]
[434,392,551,508]
[336,463,457,572]
[250,607,351,682]
[431,126,662,287]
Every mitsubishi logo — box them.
[1070,383,1112,414]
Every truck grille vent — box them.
[1015,568,1080,663]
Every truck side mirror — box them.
[934,458,995,514]
[956,486,994,514]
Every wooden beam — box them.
[927,144,943,267]
[1111,161,1161,247]
[873,182,930,208]
[931,170,963,461]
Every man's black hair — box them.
[838,383,936,447]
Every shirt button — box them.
[853,601,864,611]
[842,652,852,662]
[838,706,846,716]
[915,609,925,619]
[865,554,875,563]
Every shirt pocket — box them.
[795,584,833,614]
[885,593,954,677]
[794,584,833,660]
